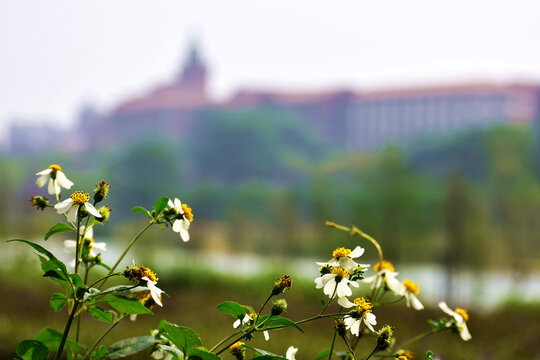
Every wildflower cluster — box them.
[9,164,470,360]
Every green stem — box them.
[396,328,443,349]
[74,218,82,274]
[328,328,338,360]
[54,301,80,360]
[209,331,243,353]
[364,345,378,360]
[87,272,122,290]
[215,329,254,356]
[81,315,126,360]
[99,221,154,289]
[319,284,338,315]
[341,335,358,360]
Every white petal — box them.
[47,179,57,195]
[172,219,182,232]
[343,317,355,328]
[179,226,190,242]
[55,198,74,213]
[142,277,163,307]
[233,319,241,328]
[130,314,138,322]
[351,319,361,336]
[56,171,74,189]
[168,199,175,208]
[339,257,358,272]
[174,198,182,211]
[459,323,472,341]
[315,261,330,267]
[36,174,49,188]
[363,313,376,332]
[286,346,298,360]
[67,204,79,223]
[84,203,102,218]
[36,168,52,176]
[323,278,337,296]
[337,297,356,308]
[349,246,365,258]
[362,275,376,283]
[83,226,94,239]
[263,331,269,341]
[438,302,455,317]
[336,281,352,298]
[411,295,424,310]
[314,276,325,289]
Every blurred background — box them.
[2,1,540,359]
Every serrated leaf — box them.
[262,316,303,332]
[91,345,107,360]
[87,306,114,322]
[44,223,74,240]
[50,293,67,312]
[106,336,160,359]
[188,346,221,360]
[97,295,152,315]
[132,206,152,219]
[217,301,247,319]
[35,328,81,353]
[153,197,169,214]
[9,239,69,281]
[159,321,202,354]
[16,340,49,360]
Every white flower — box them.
[63,226,106,267]
[233,312,269,341]
[168,198,193,242]
[142,276,164,307]
[54,191,101,223]
[402,279,424,310]
[341,297,377,334]
[36,164,74,196]
[362,260,405,295]
[316,246,370,273]
[315,267,359,298]
[286,346,298,360]
[438,301,471,341]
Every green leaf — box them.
[44,223,74,240]
[16,340,49,360]
[91,346,107,360]
[188,347,221,360]
[97,295,152,315]
[154,197,169,214]
[246,346,287,360]
[132,206,152,219]
[50,293,67,312]
[86,306,114,322]
[261,316,303,332]
[217,301,246,319]
[316,350,331,360]
[159,321,202,354]
[9,239,69,281]
[159,344,183,357]
[35,328,82,353]
[96,261,112,271]
[106,336,160,359]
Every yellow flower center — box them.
[353,297,372,313]
[229,341,245,354]
[140,266,159,282]
[49,164,62,171]
[374,260,395,272]
[330,267,350,278]
[403,279,420,295]
[182,203,194,222]
[70,191,90,205]
[332,247,352,259]
[455,308,469,322]
[397,356,408,360]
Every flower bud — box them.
[272,275,292,295]
[93,180,111,203]
[335,318,347,337]
[395,349,414,359]
[229,341,246,360]
[29,195,49,210]
[271,299,288,316]
[97,205,112,223]
[377,325,395,351]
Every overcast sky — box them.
[1,0,540,143]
